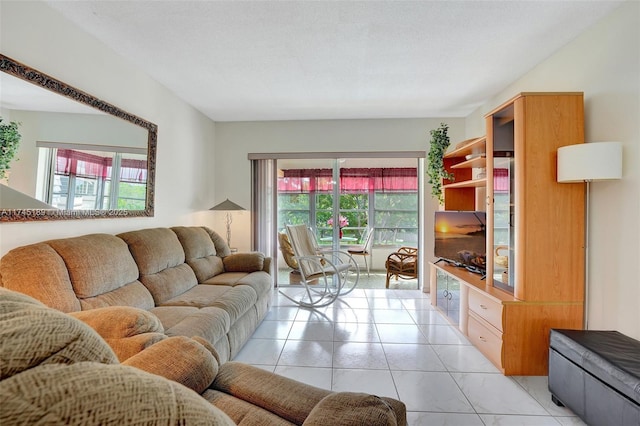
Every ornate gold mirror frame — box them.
[0,54,157,221]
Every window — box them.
[278,167,418,247]
[42,146,147,210]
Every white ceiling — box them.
[45,0,622,122]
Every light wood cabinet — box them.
[430,93,585,375]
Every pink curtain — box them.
[278,168,417,192]
[56,149,110,179]
[56,149,147,183]
[494,168,509,192]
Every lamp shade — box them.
[209,198,246,211]
[557,142,622,183]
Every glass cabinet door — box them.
[493,156,514,289]
[490,106,515,292]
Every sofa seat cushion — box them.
[161,284,259,325]
[151,306,231,347]
[550,329,640,405]
[203,271,272,299]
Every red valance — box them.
[56,149,147,183]
[278,168,417,193]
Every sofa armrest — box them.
[212,361,331,425]
[2,362,235,426]
[122,336,218,394]
[302,392,407,426]
[222,252,265,273]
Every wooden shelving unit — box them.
[431,93,586,376]
[441,136,486,211]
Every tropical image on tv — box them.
[434,211,486,271]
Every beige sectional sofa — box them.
[0,226,272,363]
[1,287,407,425]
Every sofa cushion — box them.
[0,288,118,380]
[162,284,258,325]
[304,392,401,426]
[118,228,198,305]
[203,227,231,257]
[211,361,332,425]
[172,226,225,282]
[223,252,265,273]
[46,234,154,311]
[203,271,272,299]
[0,243,81,312]
[2,362,236,426]
[48,235,140,297]
[151,306,231,348]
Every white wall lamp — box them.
[557,141,623,329]
[209,198,246,249]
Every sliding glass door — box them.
[251,153,423,287]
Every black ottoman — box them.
[549,329,640,426]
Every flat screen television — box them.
[434,211,486,273]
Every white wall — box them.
[466,1,640,339]
[0,1,217,255]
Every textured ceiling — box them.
[46,1,622,122]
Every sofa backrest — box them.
[118,228,198,305]
[0,243,81,312]
[171,227,225,282]
[0,234,154,313]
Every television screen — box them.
[434,211,486,271]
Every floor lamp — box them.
[557,141,623,329]
[209,198,246,249]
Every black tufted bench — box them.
[549,329,640,425]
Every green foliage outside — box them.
[278,191,418,246]
[116,182,146,210]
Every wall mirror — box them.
[0,54,157,221]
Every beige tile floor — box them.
[235,271,585,426]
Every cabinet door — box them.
[488,104,516,293]
[436,269,448,308]
[447,276,460,325]
[435,270,459,325]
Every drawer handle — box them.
[479,304,488,310]
[479,336,487,342]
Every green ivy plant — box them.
[426,122,452,205]
[0,118,21,181]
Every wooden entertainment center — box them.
[430,92,586,375]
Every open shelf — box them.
[444,178,487,189]
[450,156,486,169]
[444,136,486,159]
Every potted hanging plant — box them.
[0,118,21,181]
[426,122,452,205]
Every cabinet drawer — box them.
[468,312,503,369]
[468,290,503,332]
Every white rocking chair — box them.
[280,224,360,308]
